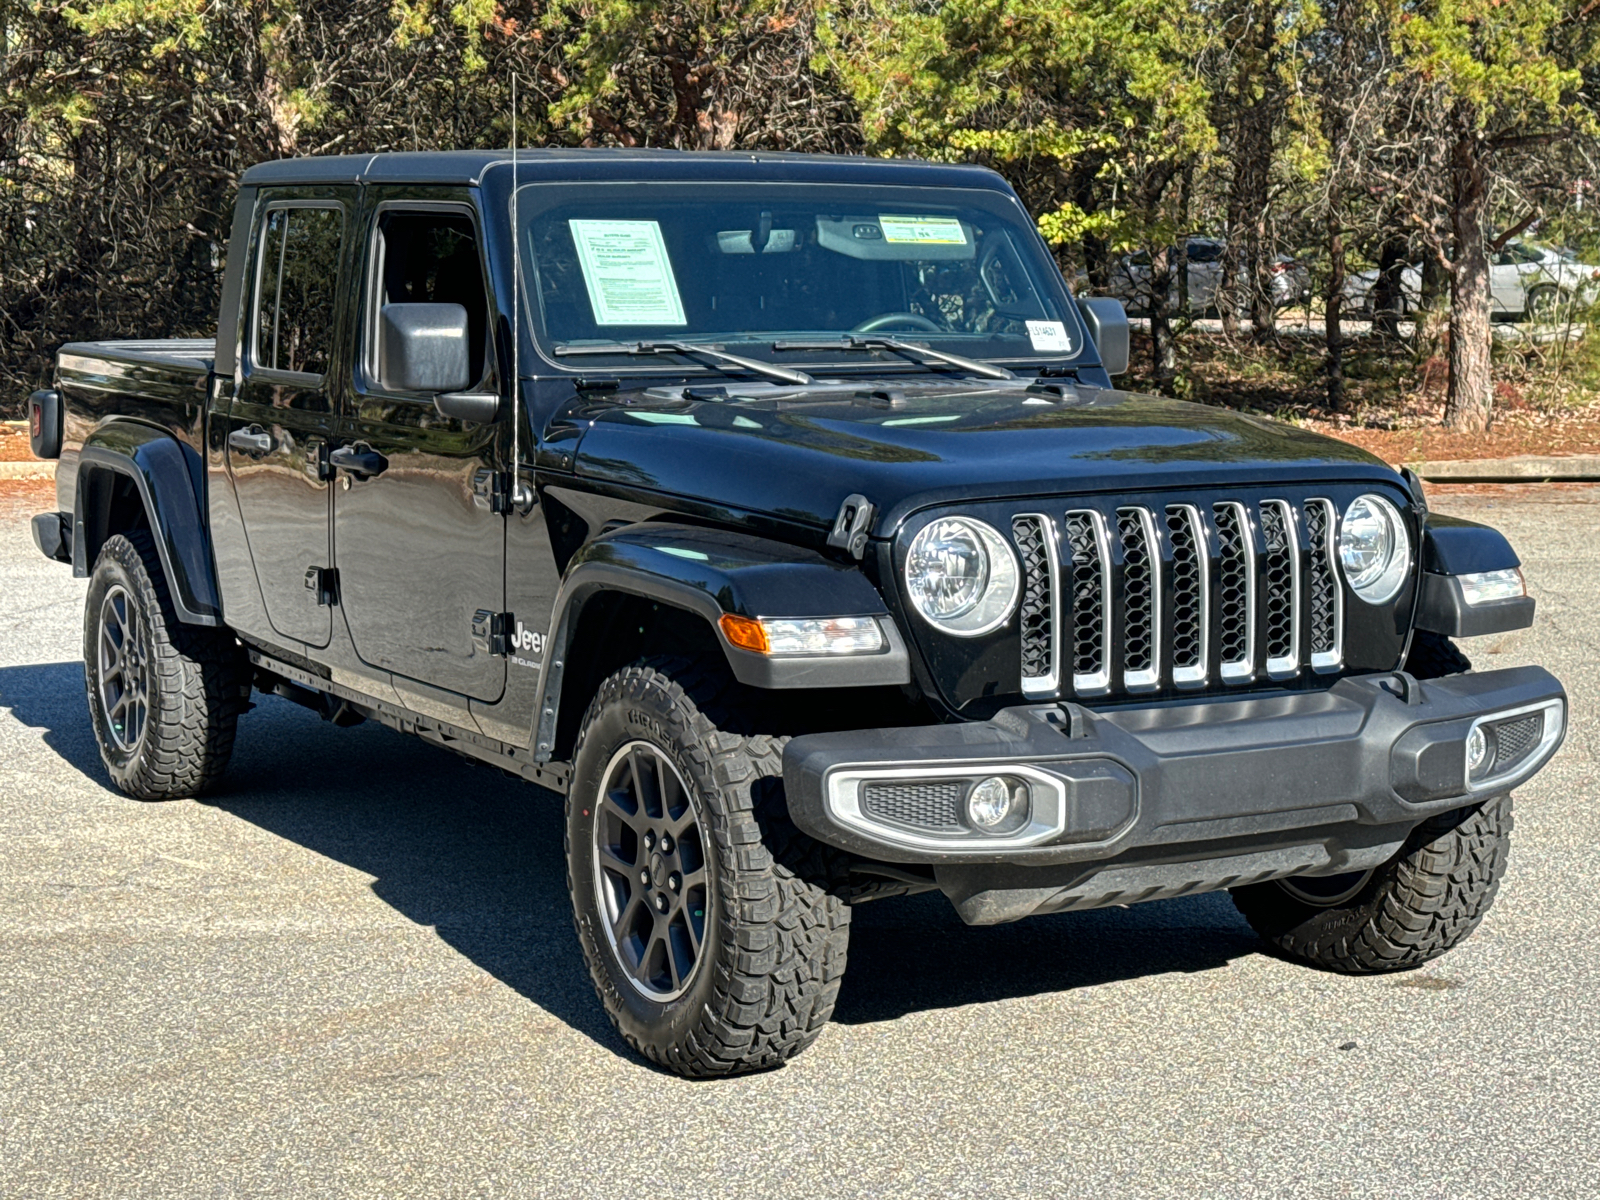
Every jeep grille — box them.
[1012,497,1345,699]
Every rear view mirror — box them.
[379,303,471,394]
[1076,297,1130,377]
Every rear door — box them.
[331,191,507,704]
[225,192,350,648]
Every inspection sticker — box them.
[569,219,687,326]
[1026,320,1075,353]
[877,215,968,245]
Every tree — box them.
[1393,0,1599,430]
[822,0,1216,385]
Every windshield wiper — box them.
[771,336,1016,381]
[553,340,812,386]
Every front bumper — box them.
[783,666,1566,923]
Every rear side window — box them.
[255,206,343,376]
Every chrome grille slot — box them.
[1165,504,1209,687]
[1117,507,1161,691]
[1213,501,1256,682]
[1064,510,1112,695]
[1259,499,1301,678]
[1013,514,1060,695]
[1305,498,1343,671]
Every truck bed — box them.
[58,338,216,377]
[53,338,219,515]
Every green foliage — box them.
[821,0,1217,251]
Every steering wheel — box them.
[852,311,944,333]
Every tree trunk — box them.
[1326,207,1346,412]
[1444,126,1493,432]
[1372,229,1408,339]
[1148,244,1178,388]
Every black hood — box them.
[564,379,1396,536]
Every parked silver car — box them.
[1100,237,1311,315]
[1343,241,1600,321]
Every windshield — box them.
[515,182,1085,375]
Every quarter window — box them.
[255,206,343,376]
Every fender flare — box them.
[74,421,222,626]
[1414,512,1532,638]
[532,524,910,759]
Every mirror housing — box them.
[434,390,502,423]
[1076,297,1130,377]
[379,303,471,394]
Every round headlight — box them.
[1339,494,1411,604]
[904,517,1020,636]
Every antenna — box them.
[507,71,532,513]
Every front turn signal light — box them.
[719,614,886,657]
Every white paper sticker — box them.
[568,219,687,326]
[1026,320,1075,353]
[877,215,968,245]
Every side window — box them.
[368,210,491,387]
[254,206,343,376]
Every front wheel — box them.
[565,658,849,1076]
[1231,795,1512,973]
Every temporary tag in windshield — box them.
[877,215,968,246]
[1026,320,1075,353]
[569,219,687,326]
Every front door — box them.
[226,192,350,649]
[332,193,507,704]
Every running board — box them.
[246,647,571,795]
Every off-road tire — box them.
[1230,795,1512,973]
[566,656,850,1076]
[84,532,248,799]
[1404,630,1472,680]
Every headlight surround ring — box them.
[1339,493,1411,605]
[904,516,1020,637]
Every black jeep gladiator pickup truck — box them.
[28,150,1566,1076]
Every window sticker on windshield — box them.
[568,219,687,325]
[877,215,968,246]
[1026,320,1075,353]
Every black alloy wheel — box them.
[96,584,151,753]
[592,740,711,1000]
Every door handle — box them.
[228,426,273,456]
[329,443,388,479]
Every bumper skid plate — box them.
[783,666,1566,924]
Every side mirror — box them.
[1076,297,1130,377]
[378,303,501,423]
[379,303,471,392]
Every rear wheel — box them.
[84,532,248,799]
[566,657,850,1076]
[1231,796,1512,973]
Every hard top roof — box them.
[238,148,1010,191]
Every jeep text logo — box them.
[513,620,546,658]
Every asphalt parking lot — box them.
[2,485,1597,1199]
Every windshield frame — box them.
[508,179,1092,380]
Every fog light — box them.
[1466,725,1488,775]
[965,776,1031,834]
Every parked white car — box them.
[1100,237,1310,315]
[1343,241,1600,321]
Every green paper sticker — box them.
[568,219,687,326]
